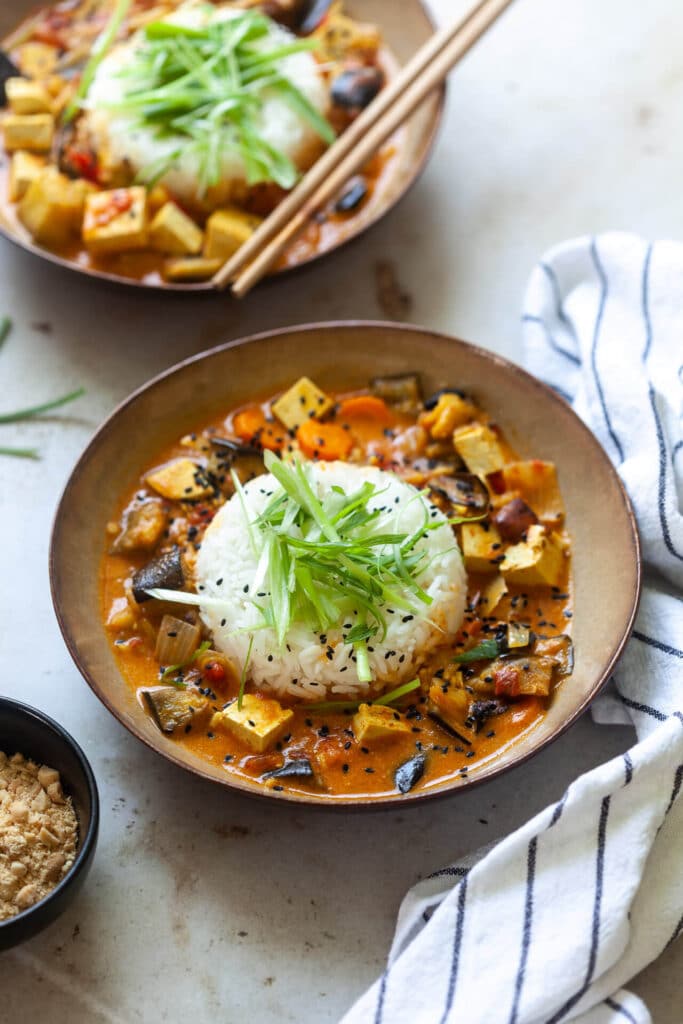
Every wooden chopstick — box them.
[212,0,516,295]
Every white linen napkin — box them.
[341,232,683,1024]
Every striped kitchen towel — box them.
[341,232,683,1024]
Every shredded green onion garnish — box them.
[0,446,40,459]
[159,638,211,681]
[91,9,335,193]
[64,0,131,123]
[0,317,11,348]
[238,634,254,710]
[305,678,420,714]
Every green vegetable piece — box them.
[453,638,503,664]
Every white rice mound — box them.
[196,461,467,701]
[85,3,330,207]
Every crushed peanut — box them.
[0,750,78,920]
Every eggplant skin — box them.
[132,545,184,603]
[263,758,314,780]
[395,754,426,794]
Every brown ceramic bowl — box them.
[0,0,443,293]
[50,322,641,806]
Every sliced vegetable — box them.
[155,615,200,668]
[111,499,167,555]
[209,436,265,487]
[296,417,353,460]
[493,497,539,542]
[334,177,368,214]
[337,394,391,423]
[142,686,209,734]
[507,622,531,649]
[466,699,507,733]
[233,407,287,451]
[133,546,184,602]
[394,753,426,794]
[453,637,503,663]
[370,373,423,413]
[331,66,384,109]
[263,758,314,780]
[431,474,490,520]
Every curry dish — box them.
[0,0,396,284]
[101,373,573,799]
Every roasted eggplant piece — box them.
[331,66,384,109]
[534,634,574,677]
[429,473,490,519]
[335,176,368,213]
[142,686,209,734]
[132,546,184,603]
[370,373,422,413]
[424,388,467,411]
[427,712,472,747]
[395,753,426,794]
[0,51,21,106]
[263,758,314,780]
[111,498,168,554]
[259,0,333,32]
[494,497,539,542]
[466,699,507,733]
[209,437,265,489]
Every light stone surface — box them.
[0,0,680,1020]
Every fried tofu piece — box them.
[352,704,412,743]
[145,458,213,501]
[149,202,204,255]
[421,393,477,439]
[82,187,148,254]
[16,42,58,79]
[163,256,222,282]
[143,687,210,734]
[211,695,294,753]
[461,521,504,573]
[500,524,565,587]
[502,461,564,527]
[453,422,506,477]
[428,681,469,730]
[19,168,87,246]
[2,113,54,152]
[5,78,52,115]
[272,376,334,431]
[204,207,263,260]
[147,184,172,214]
[8,151,46,202]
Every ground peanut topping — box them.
[0,750,78,920]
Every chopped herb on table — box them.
[0,317,85,458]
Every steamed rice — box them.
[85,4,330,208]
[195,461,467,701]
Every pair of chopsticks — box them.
[213,0,516,297]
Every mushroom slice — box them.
[429,473,490,519]
[132,546,184,603]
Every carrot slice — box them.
[337,395,392,424]
[233,406,286,451]
[297,419,353,461]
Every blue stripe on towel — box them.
[438,876,468,1024]
[508,837,538,1024]
[521,313,581,367]
[589,239,625,462]
[648,384,683,562]
[632,631,683,659]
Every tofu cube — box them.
[204,206,263,260]
[163,256,222,282]
[272,376,334,431]
[453,422,506,477]
[502,461,564,527]
[145,458,213,501]
[149,202,204,255]
[211,694,294,753]
[16,42,58,79]
[428,681,469,730]
[8,151,46,202]
[5,78,53,115]
[460,521,504,573]
[422,392,476,439]
[500,524,565,587]
[147,184,173,214]
[352,704,412,743]
[19,168,87,246]
[2,113,54,152]
[82,187,148,254]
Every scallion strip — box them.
[0,387,85,425]
[64,0,131,123]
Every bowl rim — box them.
[0,0,445,294]
[0,696,100,931]
[49,320,642,808]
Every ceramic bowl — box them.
[0,0,443,292]
[50,322,641,806]
[0,698,99,949]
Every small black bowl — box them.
[0,698,99,950]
